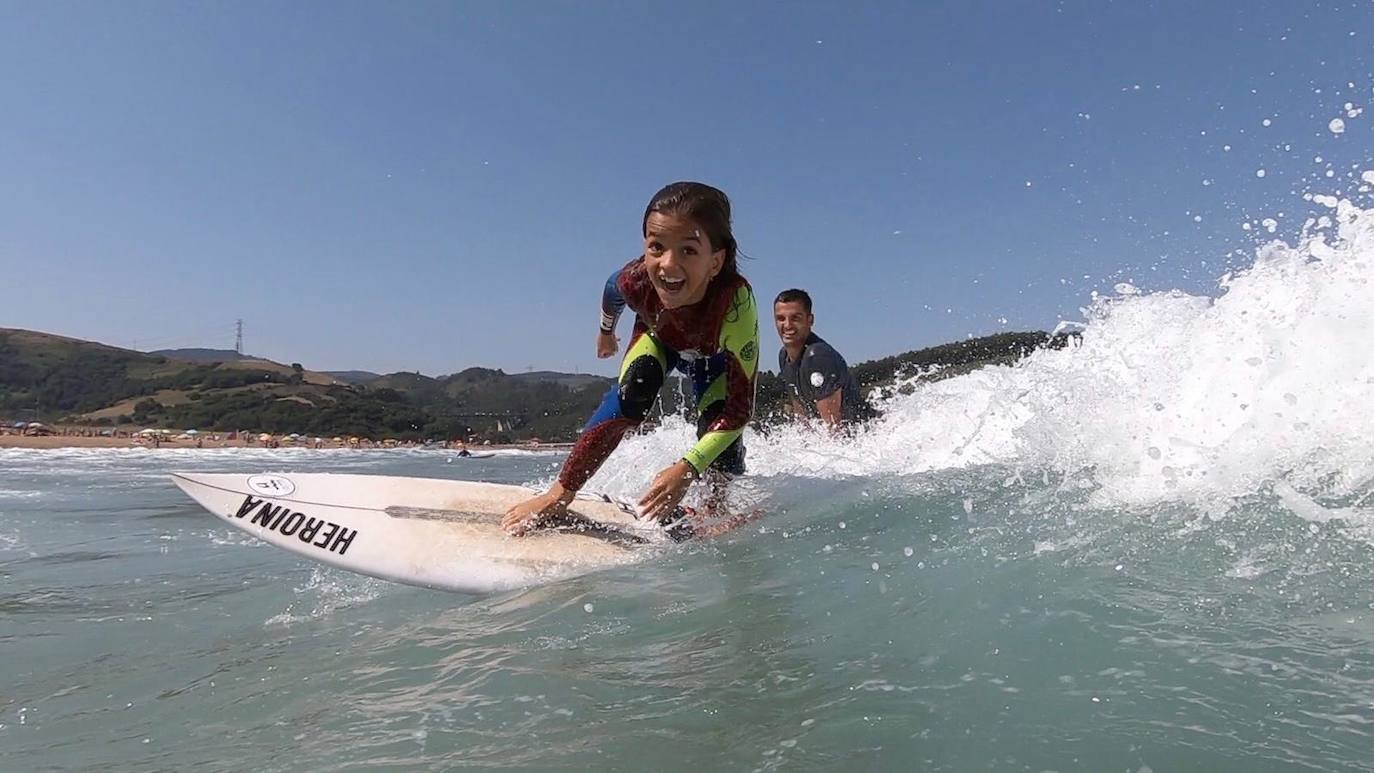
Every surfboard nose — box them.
[170,472,241,515]
[169,471,205,498]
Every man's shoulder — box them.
[804,335,846,363]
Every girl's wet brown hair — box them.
[642,182,739,278]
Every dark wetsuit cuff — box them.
[681,454,707,476]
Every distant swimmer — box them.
[773,288,875,430]
[502,182,762,539]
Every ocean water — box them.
[6,206,1374,770]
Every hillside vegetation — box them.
[0,327,1069,441]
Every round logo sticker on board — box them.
[247,474,296,497]
[810,372,825,388]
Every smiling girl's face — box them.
[641,212,726,309]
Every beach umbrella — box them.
[258,433,272,441]
[185,429,199,435]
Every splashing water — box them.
[601,196,1374,525]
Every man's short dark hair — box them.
[774,288,812,313]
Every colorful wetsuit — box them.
[558,257,760,492]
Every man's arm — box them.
[804,343,849,429]
[815,389,843,428]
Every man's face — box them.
[773,300,814,348]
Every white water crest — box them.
[605,196,1374,518]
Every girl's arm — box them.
[682,283,759,474]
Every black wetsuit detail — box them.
[619,354,663,422]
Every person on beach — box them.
[773,288,875,430]
[502,182,760,538]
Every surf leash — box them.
[576,490,695,542]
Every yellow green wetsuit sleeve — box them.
[682,283,759,473]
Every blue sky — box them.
[2,1,1372,376]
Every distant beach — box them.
[0,430,568,452]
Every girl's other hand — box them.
[596,331,620,359]
[637,460,695,522]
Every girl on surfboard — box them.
[502,181,760,537]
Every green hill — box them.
[0,326,1069,441]
[0,328,417,435]
[149,347,247,362]
[323,370,383,385]
[754,331,1073,420]
[0,328,612,441]
[510,371,609,389]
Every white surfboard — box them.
[171,471,665,593]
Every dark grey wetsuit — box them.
[778,333,873,424]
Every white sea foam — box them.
[0,489,42,499]
[602,196,1374,520]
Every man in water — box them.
[773,289,874,429]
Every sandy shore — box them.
[0,435,567,451]
[0,435,234,449]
